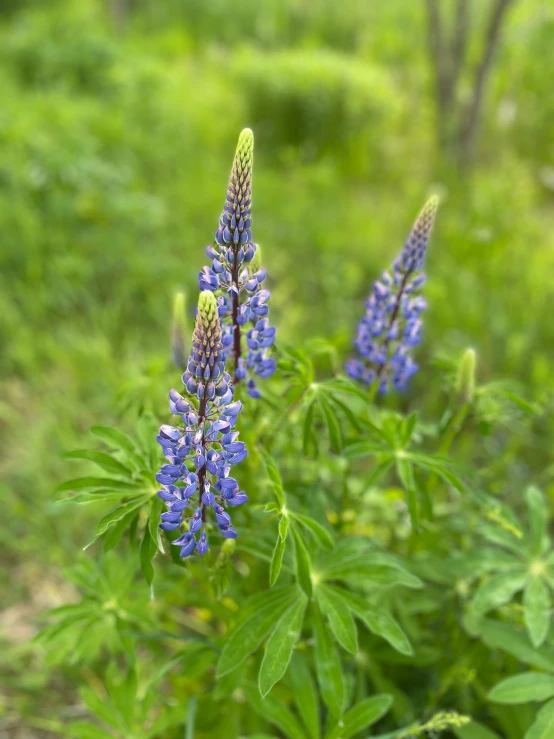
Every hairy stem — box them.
[375,268,413,381]
[198,397,207,522]
[231,259,242,385]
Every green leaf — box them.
[279,515,290,540]
[270,535,287,587]
[303,400,318,456]
[524,577,551,647]
[401,412,418,444]
[140,523,157,585]
[292,525,313,596]
[318,394,344,453]
[79,687,124,731]
[149,494,164,553]
[525,699,554,739]
[313,606,345,719]
[454,721,501,739]
[325,585,413,656]
[489,672,554,704]
[103,508,139,552]
[315,583,358,654]
[480,523,527,556]
[321,561,422,590]
[343,441,388,459]
[527,486,548,556]
[88,496,150,546]
[396,457,418,528]
[57,477,138,493]
[365,459,395,488]
[260,450,285,507]
[326,393,361,432]
[480,620,554,671]
[67,723,113,739]
[90,425,139,458]
[217,587,299,677]
[409,453,468,492]
[290,512,334,549]
[259,594,307,697]
[469,571,527,617]
[288,653,319,739]
[243,684,306,739]
[325,695,393,739]
[57,491,132,505]
[64,450,133,477]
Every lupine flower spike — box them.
[199,128,276,399]
[346,196,439,394]
[155,291,248,558]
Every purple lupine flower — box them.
[198,129,276,398]
[346,197,439,394]
[155,290,248,558]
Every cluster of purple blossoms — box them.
[346,196,439,394]
[199,128,276,399]
[155,291,248,558]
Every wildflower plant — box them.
[346,196,439,393]
[49,131,549,739]
[199,128,276,398]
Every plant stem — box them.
[231,258,242,385]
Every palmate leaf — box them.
[468,570,528,619]
[343,441,390,459]
[524,577,551,647]
[320,553,423,590]
[260,450,285,507]
[290,512,334,549]
[57,477,138,493]
[63,450,133,477]
[313,606,345,719]
[269,527,288,587]
[396,456,419,528]
[303,399,318,456]
[325,585,413,656]
[90,425,140,458]
[488,673,554,704]
[454,721,501,739]
[525,699,554,739]
[216,586,300,677]
[67,723,113,739]
[87,496,151,548]
[315,583,358,654]
[318,393,344,453]
[526,486,549,556]
[140,523,157,586]
[301,376,367,457]
[287,653,320,739]
[480,620,554,671]
[244,684,306,739]
[103,505,141,552]
[325,695,393,739]
[258,593,307,696]
[292,524,313,597]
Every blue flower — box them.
[198,129,276,398]
[155,291,249,558]
[346,197,439,394]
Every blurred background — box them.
[1,0,553,734]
